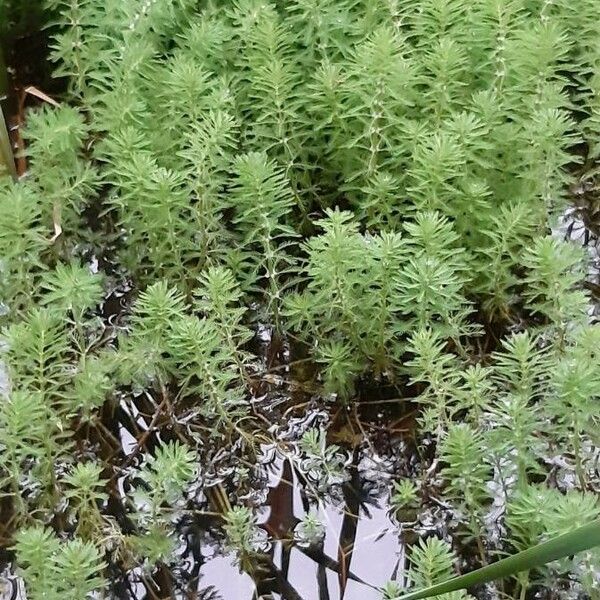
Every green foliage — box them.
[14,526,105,600]
[167,315,247,424]
[508,487,600,548]
[40,262,104,321]
[224,505,260,557]
[0,182,48,312]
[126,441,197,565]
[409,537,457,589]
[229,151,297,318]
[21,105,99,238]
[285,209,474,394]
[473,201,536,318]
[0,391,51,513]
[486,392,543,486]
[407,537,475,600]
[118,280,187,384]
[134,441,196,521]
[405,328,461,427]
[382,581,404,600]
[68,354,115,421]
[549,350,599,486]
[522,237,589,330]
[440,424,490,519]
[391,479,419,512]
[298,428,347,491]
[295,512,326,546]
[63,462,108,539]
[2,308,71,403]
[194,265,254,373]
[395,212,472,338]
[1,0,600,596]
[505,489,600,597]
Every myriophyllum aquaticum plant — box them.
[0,0,598,597]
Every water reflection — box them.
[199,555,256,599]
[195,449,403,600]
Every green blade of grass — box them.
[0,43,9,101]
[0,41,15,180]
[393,521,600,600]
[0,103,16,180]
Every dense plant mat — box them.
[0,0,599,598]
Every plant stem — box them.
[518,571,529,600]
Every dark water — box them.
[195,457,403,600]
[0,439,408,600]
[108,402,413,600]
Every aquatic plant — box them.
[223,505,261,559]
[0,0,599,597]
[407,537,475,600]
[295,512,326,546]
[14,527,105,600]
[390,479,419,512]
[298,428,348,491]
